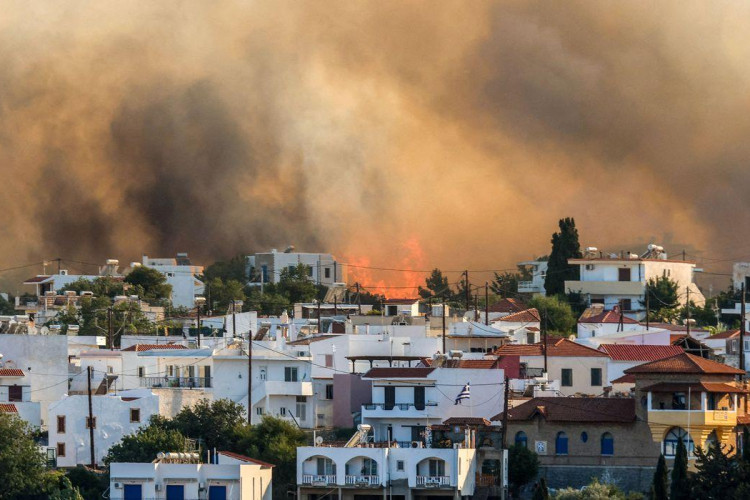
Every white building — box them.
[247,248,347,286]
[297,434,477,499]
[49,389,159,467]
[490,308,541,344]
[109,450,273,500]
[565,245,705,318]
[141,253,205,309]
[517,260,548,295]
[576,306,646,339]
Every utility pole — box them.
[107,307,113,349]
[196,302,202,347]
[356,283,362,315]
[232,300,237,338]
[742,283,746,380]
[87,366,95,468]
[441,296,446,354]
[686,287,691,338]
[501,375,510,450]
[543,306,548,375]
[248,330,253,425]
[474,294,479,322]
[317,299,322,332]
[485,281,489,326]
[56,257,61,274]
[617,300,624,333]
[464,270,470,312]
[334,295,338,316]
[645,287,650,331]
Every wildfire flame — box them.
[345,237,427,299]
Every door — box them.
[166,484,184,500]
[414,387,425,410]
[208,486,227,500]
[384,386,395,410]
[123,484,142,500]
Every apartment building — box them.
[247,248,347,286]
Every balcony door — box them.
[384,387,395,410]
[414,387,425,410]
[428,459,445,477]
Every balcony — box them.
[476,473,499,487]
[647,409,737,428]
[139,376,212,389]
[416,476,450,487]
[361,402,440,419]
[518,281,542,293]
[345,475,380,486]
[263,380,313,397]
[564,280,644,296]
[301,474,336,486]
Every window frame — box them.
[85,416,97,429]
[130,408,141,423]
[561,369,573,387]
[601,432,614,456]
[515,431,528,449]
[555,431,569,456]
[325,384,334,400]
[591,368,602,387]
[57,415,66,434]
[57,442,66,457]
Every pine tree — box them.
[652,454,668,500]
[544,218,582,296]
[670,438,690,500]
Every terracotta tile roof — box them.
[707,329,740,340]
[526,327,540,332]
[612,374,635,384]
[599,344,684,361]
[494,338,608,357]
[442,359,502,369]
[492,397,635,423]
[739,415,750,425]
[0,369,25,377]
[362,367,435,379]
[121,343,187,352]
[488,298,527,314]
[442,417,492,426]
[494,308,541,323]
[218,450,274,467]
[641,382,749,394]
[23,275,51,284]
[649,322,709,334]
[0,403,18,413]
[624,352,744,375]
[383,298,419,304]
[579,310,639,324]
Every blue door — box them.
[166,485,185,500]
[123,484,142,500]
[209,485,227,500]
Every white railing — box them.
[302,474,336,486]
[416,475,450,487]
[345,475,380,486]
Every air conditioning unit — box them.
[411,441,423,448]
[60,270,68,276]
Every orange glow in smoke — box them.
[345,237,427,298]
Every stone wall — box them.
[538,465,655,495]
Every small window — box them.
[324,354,333,368]
[601,432,614,456]
[580,432,588,443]
[325,268,331,279]
[57,416,66,434]
[618,268,631,281]
[555,432,568,455]
[284,367,298,382]
[8,385,22,402]
[621,299,632,311]
[279,407,286,416]
[325,384,334,400]
[515,431,528,449]
[259,367,267,381]
[561,369,573,387]
[256,407,264,416]
[591,368,602,386]
[130,408,140,423]
[57,442,66,457]
[397,460,404,471]
[137,367,145,378]
[85,416,96,429]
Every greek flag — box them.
[455,383,470,405]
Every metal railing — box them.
[345,475,380,486]
[139,376,212,389]
[301,474,336,486]
[363,402,438,410]
[416,475,450,487]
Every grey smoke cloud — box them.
[0,1,746,287]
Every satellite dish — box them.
[315,436,324,446]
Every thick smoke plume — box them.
[1,1,748,289]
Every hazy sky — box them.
[1,1,748,290]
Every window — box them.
[284,367,298,382]
[591,368,602,386]
[56,442,66,457]
[384,386,395,410]
[361,458,378,475]
[208,486,227,500]
[555,432,568,455]
[279,407,286,416]
[85,417,96,429]
[618,268,631,281]
[130,408,140,423]
[325,268,331,279]
[663,427,694,457]
[8,385,22,402]
[324,355,333,368]
[259,367,267,381]
[428,459,445,477]
[325,384,334,400]
[166,484,184,500]
[561,369,573,387]
[137,367,145,378]
[580,432,588,443]
[414,386,425,410]
[601,432,614,456]
[57,415,66,434]
[296,396,307,420]
[671,392,687,410]
[621,299,632,311]
[316,457,336,476]
[256,407,264,416]
[397,460,404,471]
[745,340,750,352]
[515,431,528,449]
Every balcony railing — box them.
[345,475,380,486]
[302,474,336,486]
[363,402,438,411]
[416,475,450,487]
[139,376,212,389]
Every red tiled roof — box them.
[624,352,744,375]
[579,310,639,324]
[488,298,527,314]
[739,415,750,425]
[612,374,635,384]
[0,403,18,413]
[0,369,25,377]
[218,450,274,467]
[707,330,740,340]
[641,382,748,394]
[599,344,684,361]
[121,343,187,352]
[362,368,435,379]
[526,327,540,332]
[494,338,608,357]
[23,275,51,284]
[492,397,635,423]
[442,417,492,426]
[495,308,541,323]
[443,359,502,369]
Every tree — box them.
[66,466,108,500]
[277,264,318,304]
[243,286,291,316]
[0,413,50,498]
[531,477,550,500]
[61,277,125,298]
[171,399,246,452]
[203,254,248,283]
[0,293,15,315]
[544,218,582,296]
[681,299,718,328]
[491,271,521,299]
[529,295,577,335]
[690,443,739,498]
[743,428,750,462]
[124,266,173,302]
[670,437,690,500]
[651,454,668,500]
[207,278,246,313]
[419,268,451,299]
[644,275,679,322]
[508,444,539,498]
[104,422,188,464]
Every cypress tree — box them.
[670,438,690,500]
[652,454,668,500]
[544,217,582,296]
[531,478,550,500]
[743,427,750,463]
